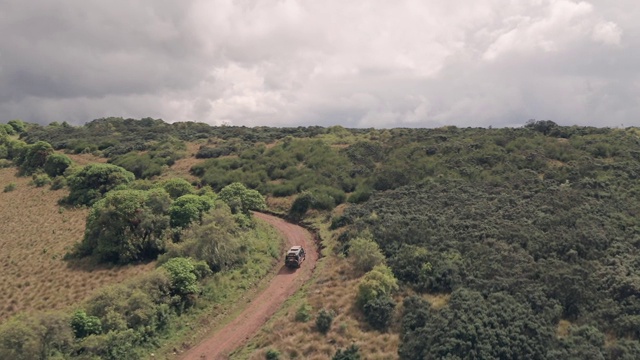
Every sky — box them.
[0,0,637,128]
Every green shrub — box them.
[44,153,72,178]
[31,173,51,187]
[295,303,312,322]
[271,183,297,197]
[333,344,361,360]
[349,236,386,273]
[316,309,336,334]
[66,163,135,206]
[3,182,16,192]
[0,159,11,168]
[347,188,372,203]
[356,265,399,309]
[70,310,102,338]
[265,349,281,360]
[362,295,396,331]
[50,176,67,190]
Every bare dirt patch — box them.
[180,213,318,360]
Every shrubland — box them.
[4,118,640,358]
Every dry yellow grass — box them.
[157,142,204,183]
[61,151,108,165]
[242,255,400,360]
[556,319,571,338]
[0,167,155,322]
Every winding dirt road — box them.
[181,213,317,360]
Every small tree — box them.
[20,141,54,175]
[66,164,135,206]
[79,188,171,263]
[161,257,199,297]
[169,194,215,228]
[219,182,266,215]
[43,153,72,178]
[349,236,385,273]
[362,295,396,330]
[316,309,336,334]
[70,310,102,338]
[162,178,195,199]
[356,265,399,308]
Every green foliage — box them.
[31,173,51,187]
[70,310,102,338]
[50,176,67,190]
[399,290,553,360]
[295,303,313,322]
[333,344,361,360]
[348,235,386,273]
[20,141,54,175]
[356,265,398,309]
[163,207,245,272]
[79,188,171,263]
[161,257,199,296]
[362,295,396,331]
[169,194,215,228]
[0,312,73,360]
[315,309,336,334]
[161,178,195,199]
[0,159,12,168]
[110,151,176,179]
[3,182,16,192]
[219,182,266,215]
[7,119,27,134]
[265,348,281,360]
[66,163,135,206]
[43,153,72,178]
[0,144,7,159]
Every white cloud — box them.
[0,0,636,128]
[592,21,623,45]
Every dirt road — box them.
[181,212,318,360]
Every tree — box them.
[70,310,102,338]
[7,119,27,134]
[43,153,72,178]
[356,265,398,308]
[219,182,266,215]
[349,235,386,273]
[66,163,135,206]
[20,141,54,174]
[79,188,171,263]
[362,295,396,331]
[161,257,199,297]
[169,194,215,228]
[163,208,244,272]
[161,178,195,199]
[0,312,73,360]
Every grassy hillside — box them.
[0,166,154,322]
[3,118,640,359]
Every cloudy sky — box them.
[0,0,637,128]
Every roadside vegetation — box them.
[4,117,640,359]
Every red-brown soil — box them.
[181,212,318,360]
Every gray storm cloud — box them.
[0,0,636,128]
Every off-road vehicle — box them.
[285,246,306,268]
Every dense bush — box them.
[43,153,72,178]
[348,235,386,273]
[362,295,395,331]
[77,188,171,263]
[66,164,135,206]
[315,309,335,334]
[169,194,215,228]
